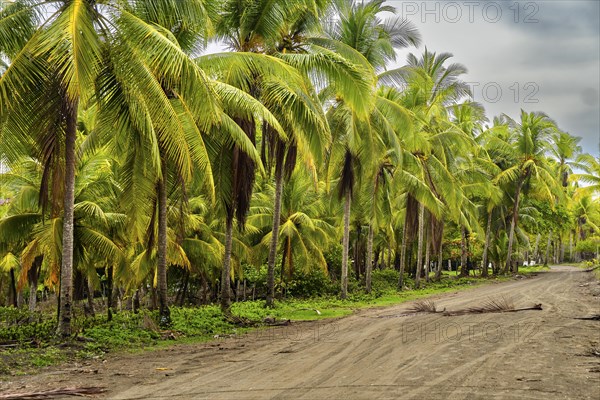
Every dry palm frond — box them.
[574,314,600,321]
[587,347,600,357]
[225,314,258,327]
[407,299,438,314]
[443,296,542,316]
[0,387,106,400]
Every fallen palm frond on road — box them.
[441,297,543,316]
[574,314,600,321]
[0,386,106,400]
[380,296,543,318]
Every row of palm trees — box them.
[0,0,598,337]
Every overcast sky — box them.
[205,1,599,156]
[388,0,600,156]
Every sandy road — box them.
[3,266,600,399]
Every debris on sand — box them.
[263,317,292,326]
[407,299,438,314]
[0,386,106,399]
[585,347,600,357]
[442,297,543,316]
[381,296,543,318]
[574,315,600,321]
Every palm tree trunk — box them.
[365,223,374,293]
[505,178,524,273]
[28,257,41,313]
[9,269,17,307]
[460,227,468,277]
[398,215,409,290]
[57,100,78,337]
[415,203,425,288]
[558,235,564,263]
[86,278,95,317]
[424,231,430,283]
[280,237,289,284]
[544,230,552,265]
[107,266,114,321]
[533,233,541,263]
[481,211,493,277]
[435,243,443,281]
[157,171,171,326]
[569,233,573,262]
[221,217,234,313]
[266,160,284,307]
[341,190,351,299]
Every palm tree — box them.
[496,111,560,272]
[550,131,581,187]
[0,0,221,335]
[0,148,123,315]
[573,154,600,196]
[249,171,335,282]
[389,49,473,287]
[215,0,376,307]
[198,51,337,312]
[324,0,419,298]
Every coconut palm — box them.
[572,154,600,196]
[388,50,474,287]
[0,0,223,334]
[323,0,419,298]
[550,131,581,187]
[0,147,123,315]
[215,0,376,308]
[249,171,335,282]
[495,111,560,272]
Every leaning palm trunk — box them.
[57,100,78,337]
[415,203,425,288]
[481,211,492,277]
[221,218,234,313]
[157,172,171,326]
[365,223,374,293]
[341,191,351,299]
[266,161,284,307]
[505,178,525,273]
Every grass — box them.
[516,264,551,274]
[0,273,513,377]
[574,259,600,279]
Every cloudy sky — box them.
[389,0,600,156]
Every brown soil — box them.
[2,265,599,399]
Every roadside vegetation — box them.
[0,0,599,377]
[1,269,518,375]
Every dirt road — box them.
[4,266,600,399]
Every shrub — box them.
[286,269,336,298]
[170,306,235,337]
[370,269,400,295]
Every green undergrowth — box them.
[516,264,551,274]
[575,259,600,279]
[0,273,509,376]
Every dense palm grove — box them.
[0,0,598,338]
